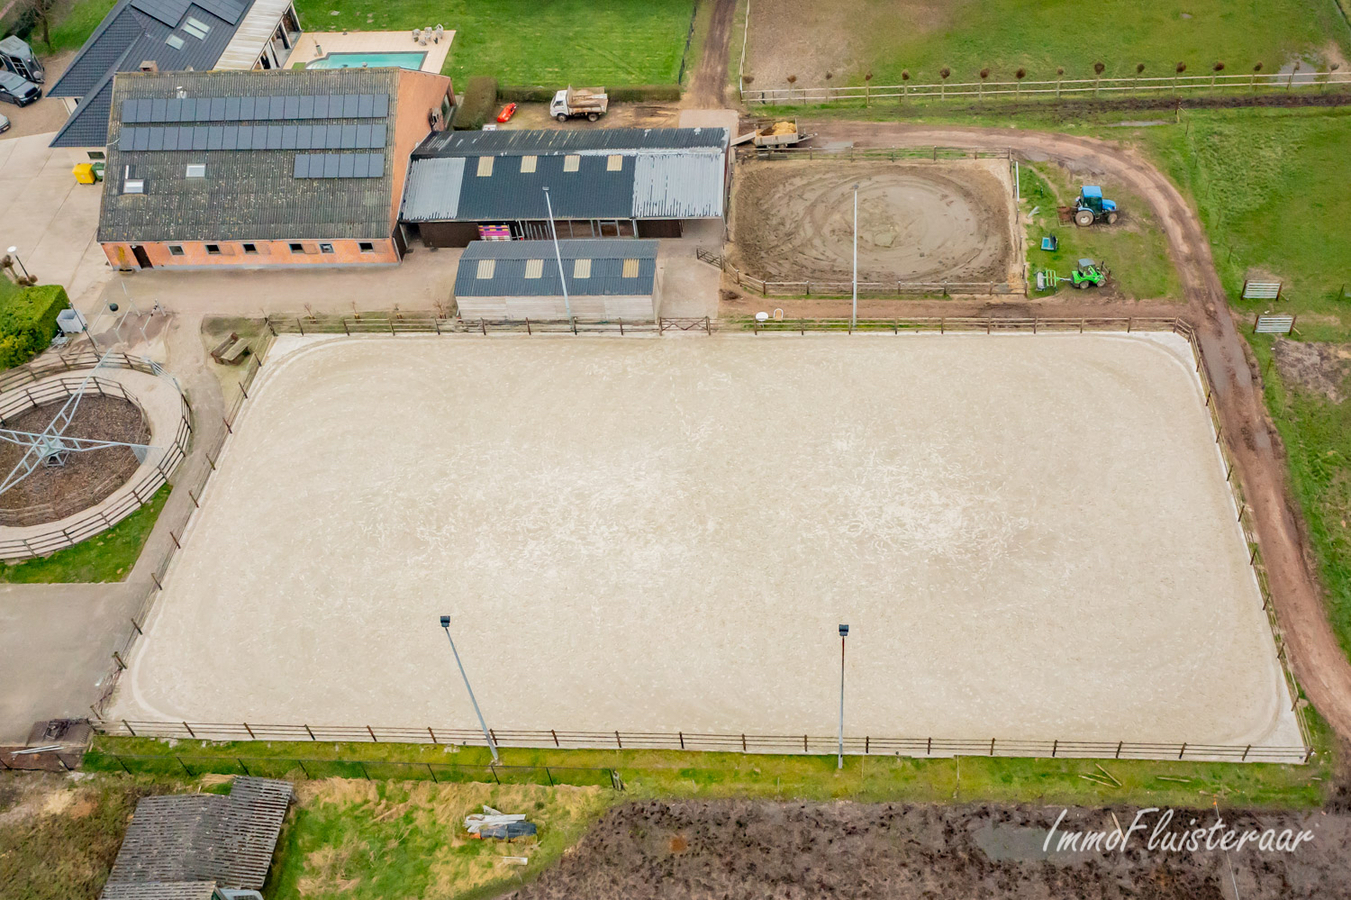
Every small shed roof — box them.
[455,239,658,298]
[101,776,293,897]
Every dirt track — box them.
[508,800,1351,899]
[686,0,735,108]
[807,122,1351,747]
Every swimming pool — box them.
[307,51,426,71]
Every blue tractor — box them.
[1073,185,1118,226]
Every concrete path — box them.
[0,132,114,307]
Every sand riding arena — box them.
[729,155,1022,290]
[111,332,1305,761]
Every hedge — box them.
[454,76,499,130]
[497,85,684,104]
[0,284,69,370]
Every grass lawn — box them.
[265,779,608,900]
[755,0,1351,87]
[293,0,696,86]
[1132,107,1351,657]
[1019,162,1181,303]
[0,484,168,583]
[39,0,119,54]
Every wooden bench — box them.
[210,332,250,366]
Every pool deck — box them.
[288,30,453,75]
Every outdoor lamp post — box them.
[543,187,573,321]
[850,186,859,332]
[6,246,30,281]
[439,615,500,764]
[838,623,849,769]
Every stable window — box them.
[607,154,623,171]
[168,245,185,256]
[242,243,258,254]
[87,151,106,161]
[622,258,641,278]
[205,243,221,255]
[563,154,580,172]
[359,241,375,253]
[519,155,537,173]
[185,163,206,178]
[123,178,144,194]
[289,243,305,253]
[476,156,494,177]
[524,259,544,279]
[476,259,495,279]
[319,243,335,254]
[165,34,185,50]
[183,16,211,39]
[572,258,591,279]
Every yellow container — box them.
[73,163,97,184]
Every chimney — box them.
[138,60,159,74]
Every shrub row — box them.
[0,284,68,370]
[453,76,499,130]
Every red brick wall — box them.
[102,238,399,268]
[390,71,454,228]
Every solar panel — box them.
[298,95,315,118]
[293,155,309,178]
[147,128,164,151]
[338,155,355,178]
[195,99,212,122]
[192,128,208,151]
[357,94,374,117]
[207,126,224,150]
[325,126,341,150]
[341,124,357,149]
[283,95,300,119]
[292,152,387,179]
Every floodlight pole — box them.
[439,616,499,764]
[543,187,572,321]
[838,623,849,769]
[850,186,859,332]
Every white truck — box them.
[551,87,608,122]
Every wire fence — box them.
[85,751,622,789]
[0,357,191,561]
[741,70,1351,106]
[90,721,1311,765]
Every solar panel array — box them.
[120,94,391,124]
[119,123,388,152]
[293,153,386,179]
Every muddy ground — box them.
[1272,338,1351,403]
[509,799,1351,899]
[729,159,1016,286]
[0,396,149,526]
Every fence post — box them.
[1115,741,1123,759]
[243,722,255,739]
[679,731,684,749]
[1178,742,1187,760]
[1242,744,1251,762]
[551,729,559,747]
[742,734,747,752]
[123,720,136,737]
[305,724,316,740]
[989,738,995,756]
[113,651,126,670]
[131,619,143,636]
[183,721,195,738]
[343,318,350,336]
[297,318,304,336]
[1051,739,1057,758]
[428,726,438,744]
[615,731,622,749]
[926,737,932,755]
[367,725,378,742]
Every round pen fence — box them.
[0,355,191,562]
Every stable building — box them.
[400,127,729,247]
[48,0,304,151]
[98,66,454,269]
[454,239,661,321]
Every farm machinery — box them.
[1066,185,1119,226]
[1034,259,1109,291]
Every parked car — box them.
[0,71,40,106]
[0,113,10,134]
[496,102,517,123]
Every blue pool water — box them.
[307,52,426,71]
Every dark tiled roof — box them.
[415,127,728,158]
[102,776,292,895]
[49,0,253,148]
[455,152,636,220]
[455,239,658,297]
[99,68,410,242]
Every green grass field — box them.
[1132,107,1351,658]
[293,0,696,86]
[753,0,1351,87]
[1019,163,1181,302]
[0,484,167,583]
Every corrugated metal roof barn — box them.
[401,127,728,224]
[455,239,658,297]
